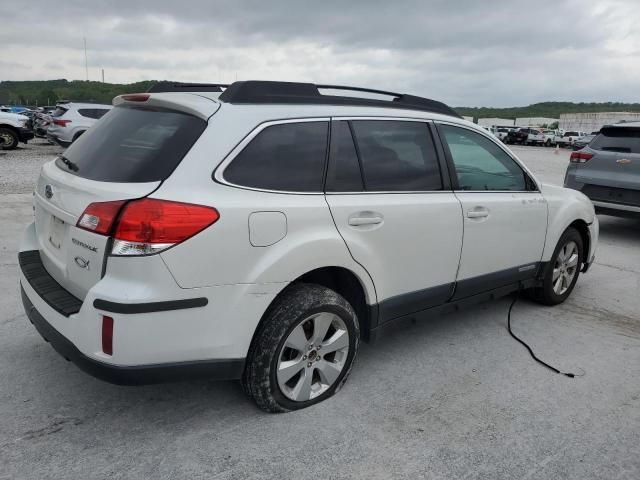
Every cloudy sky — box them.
[2,0,639,107]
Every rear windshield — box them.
[52,106,68,117]
[56,105,206,182]
[590,127,640,153]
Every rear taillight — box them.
[77,200,126,235]
[111,198,219,255]
[52,119,71,127]
[569,151,594,163]
[77,198,219,255]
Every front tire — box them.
[533,227,583,305]
[0,128,19,150]
[243,283,359,413]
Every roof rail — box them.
[217,80,461,118]
[147,81,230,93]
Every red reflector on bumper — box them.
[102,316,114,355]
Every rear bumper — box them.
[18,127,34,143]
[46,133,70,148]
[18,218,282,382]
[21,286,244,385]
[593,201,640,218]
[565,173,640,218]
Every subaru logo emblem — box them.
[74,256,90,270]
[44,184,53,199]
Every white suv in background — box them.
[19,81,598,412]
[47,102,112,147]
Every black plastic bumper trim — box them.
[22,286,244,385]
[19,250,82,317]
[93,297,208,314]
[18,127,35,142]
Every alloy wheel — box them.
[552,240,579,295]
[276,312,350,402]
[0,131,13,146]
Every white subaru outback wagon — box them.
[19,81,598,412]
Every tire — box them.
[545,139,551,147]
[0,128,19,150]
[242,283,360,413]
[531,227,583,305]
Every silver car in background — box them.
[46,102,112,147]
[565,123,640,217]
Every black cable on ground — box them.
[507,290,583,378]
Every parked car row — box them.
[0,102,112,150]
[494,126,593,149]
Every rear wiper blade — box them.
[58,155,79,172]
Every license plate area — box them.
[48,216,65,249]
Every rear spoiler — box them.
[147,82,229,93]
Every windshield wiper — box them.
[58,155,79,172]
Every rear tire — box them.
[242,283,359,413]
[531,227,583,305]
[0,128,19,150]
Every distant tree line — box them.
[1,80,639,117]
[0,79,156,106]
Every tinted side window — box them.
[78,108,110,119]
[326,121,363,192]
[93,109,109,119]
[224,122,328,192]
[440,125,527,191]
[350,121,442,191]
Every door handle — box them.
[348,212,384,226]
[466,208,489,219]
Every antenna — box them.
[83,37,88,81]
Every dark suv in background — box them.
[565,123,640,217]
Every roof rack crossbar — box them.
[217,81,461,118]
[147,81,230,93]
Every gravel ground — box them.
[0,142,638,479]
[0,138,61,194]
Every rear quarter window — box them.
[223,121,329,192]
[56,105,206,182]
[78,108,110,119]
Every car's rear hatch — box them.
[574,126,640,206]
[33,94,216,299]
